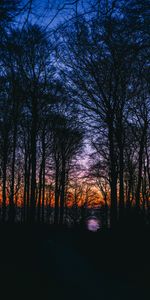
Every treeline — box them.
[0,0,150,227]
[56,0,150,226]
[0,5,84,224]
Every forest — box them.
[0,0,150,229]
[0,1,150,300]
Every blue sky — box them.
[18,0,91,30]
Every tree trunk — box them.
[142,165,146,214]
[146,146,150,192]
[23,151,27,223]
[30,98,37,223]
[108,121,118,228]
[115,113,125,221]
[54,161,60,225]
[126,177,132,210]
[135,129,146,210]
[59,159,66,225]
[9,123,17,223]
[2,151,7,223]
[119,140,124,220]
[42,170,45,223]
[42,133,46,224]
[26,155,31,223]
[37,163,42,223]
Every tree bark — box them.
[9,122,17,223]
[2,149,7,223]
[23,151,28,223]
[135,128,146,210]
[118,133,124,220]
[54,160,60,225]
[108,120,118,228]
[42,134,46,224]
[30,97,37,223]
[37,163,42,223]
[59,159,66,225]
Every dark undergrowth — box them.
[0,222,149,300]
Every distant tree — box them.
[0,89,12,222]
[51,113,83,225]
[55,0,150,227]
[0,24,57,223]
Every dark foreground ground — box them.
[0,223,149,300]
